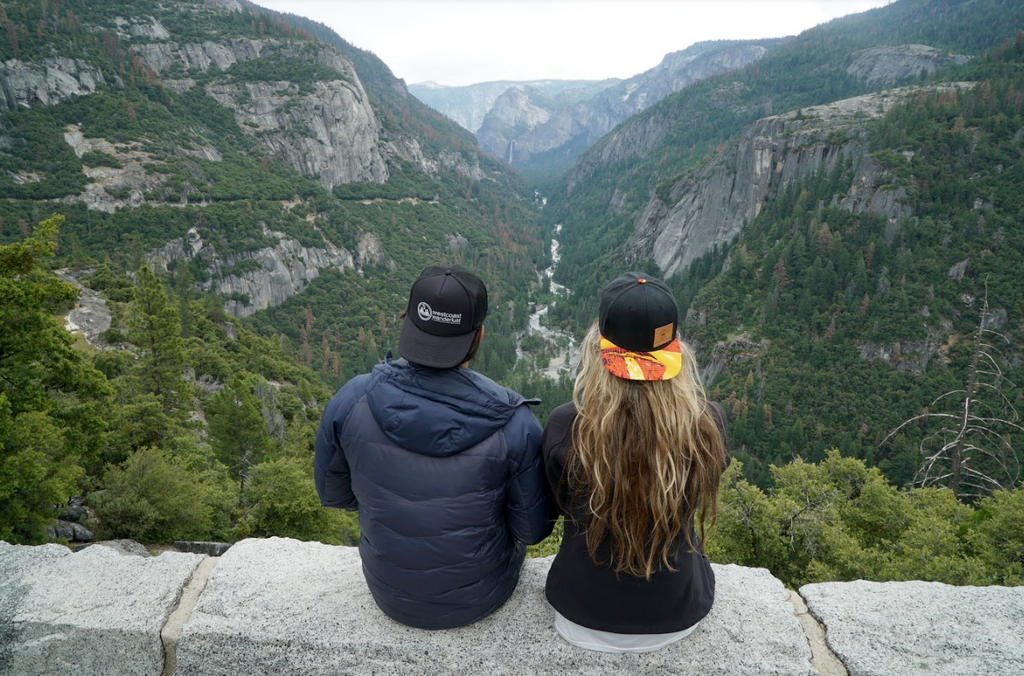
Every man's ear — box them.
[478,326,485,344]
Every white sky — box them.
[252,1,895,87]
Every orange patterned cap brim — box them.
[599,336,682,381]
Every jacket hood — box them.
[365,359,527,457]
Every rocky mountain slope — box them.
[0,0,540,338]
[626,85,947,277]
[475,40,779,173]
[408,78,619,133]
[544,0,1024,489]
[0,0,552,549]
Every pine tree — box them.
[207,375,273,507]
[127,266,187,410]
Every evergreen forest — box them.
[0,0,1022,590]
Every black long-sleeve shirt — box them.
[541,401,729,634]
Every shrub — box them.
[92,446,222,543]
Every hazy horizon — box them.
[252,0,896,87]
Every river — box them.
[517,224,579,380]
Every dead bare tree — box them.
[883,293,1021,500]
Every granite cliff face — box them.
[146,225,389,318]
[1,0,527,330]
[132,38,388,189]
[475,86,555,163]
[847,44,970,87]
[0,58,109,111]
[408,79,619,133]
[626,85,973,278]
[476,40,778,170]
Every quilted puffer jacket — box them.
[314,357,553,629]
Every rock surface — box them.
[847,45,970,87]
[175,538,814,676]
[476,86,555,162]
[801,580,1024,676]
[626,85,971,278]
[174,541,233,557]
[409,79,619,134]
[0,58,106,111]
[146,225,359,318]
[2,538,1023,675]
[0,542,204,676]
[854,321,952,375]
[55,269,113,349]
[129,38,387,190]
[475,40,777,171]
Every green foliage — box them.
[226,258,264,277]
[128,266,188,408]
[237,456,359,544]
[206,375,274,504]
[674,59,1024,488]
[80,150,123,169]
[709,452,1021,587]
[970,489,1024,585]
[869,148,912,185]
[0,215,109,542]
[547,0,1024,343]
[224,56,349,91]
[91,446,232,543]
[0,0,554,550]
[0,106,87,199]
[0,406,82,543]
[527,516,564,558]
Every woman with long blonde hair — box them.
[542,272,728,653]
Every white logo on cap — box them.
[417,302,432,322]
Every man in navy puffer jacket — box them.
[315,265,554,629]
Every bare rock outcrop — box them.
[476,87,554,162]
[205,79,387,189]
[847,45,970,87]
[147,225,367,318]
[55,268,113,350]
[627,85,971,278]
[132,38,388,189]
[699,333,768,385]
[855,322,953,376]
[0,58,107,111]
[60,124,178,212]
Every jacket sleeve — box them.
[503,405,556,544]
[314,381,364,510]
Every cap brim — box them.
[399,315,477,369]
[599,336,682,381]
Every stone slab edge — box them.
[160,557,220,676]
[0,543,206,676]
[172,539,818,676]
[789,590,849,676]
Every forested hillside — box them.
[1,0,1021,591]
[0,0,551,546]
[545,0,1024,493]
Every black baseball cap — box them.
[398,265,488,368]
[598,272,682,381]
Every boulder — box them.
[45,520,94,543]
[174,541,233,557]
[73,540,152,557]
